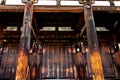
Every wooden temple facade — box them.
[0,0,120,80]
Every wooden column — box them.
[0,0,6,5]
[82,1,104,80]
[16,0,37,80]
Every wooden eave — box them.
[0,5,120,13]
[0,5,120,43]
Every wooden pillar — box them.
[108,0,115,6]
[80,0,104,80]
[56,0,60,6]
[16,0,37,80]
[0,0,6,5]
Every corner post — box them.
[79,0,104,80]
[16,0,38,80]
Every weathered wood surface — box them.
[16,1,34,80]
[0,5,120,12]
[83,2,104,80]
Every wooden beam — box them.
[80,24,86,37]
[0,31,21,35]
[32,16,39,39]
[0,5,120,13]
[0,31,76,35]
[38,31,76,35]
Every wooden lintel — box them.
[0,31,118,36]
[0,5,120,13]
[38,31,76,35]
[0,31,21,35]
[0,31,76,35]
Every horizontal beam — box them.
[0,31,21,35]
[0,31,75,35]
[0,31,118,36]
[0,31,119,43]
[0,5,120,13]
[38,31,76,35]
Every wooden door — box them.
[41,43,74,79]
